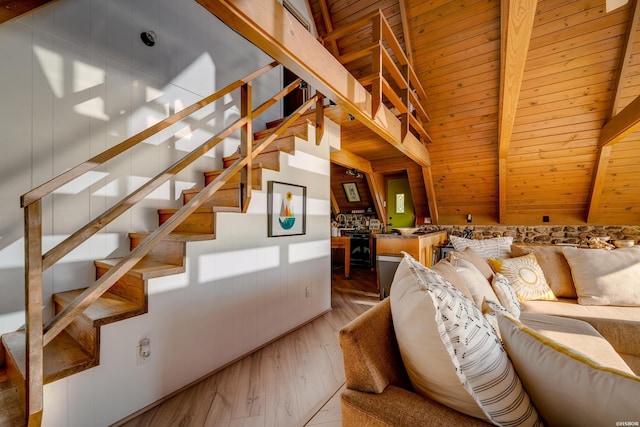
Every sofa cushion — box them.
[520,299,640,370]
[448,247,494,280]
[488,253,557,302]
[518,312,634,374]
[341,386,491,427]
[510,244,577,298]
[497,312,640,426]
[562,246,640,306]
[450,235,513,260]
[390,254,541,426]
[450,258,498,308]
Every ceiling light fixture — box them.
[346,168,363,179]
[140,31,156,47]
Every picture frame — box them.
[343,182,361,202]
[268,181,306,237]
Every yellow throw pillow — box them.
[487,253,557,302]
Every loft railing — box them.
[322,8,431,144]
[20,61,320,426]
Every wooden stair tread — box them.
[94,258,184,279]
[2,330,95,384]
[53,289,140,325]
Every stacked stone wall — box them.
[440,225,640,246]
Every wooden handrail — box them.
[21,62,278,208]
[43,94,319,346]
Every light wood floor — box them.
[0,265,379,427]
[117,266,378,427]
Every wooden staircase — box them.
[0,61,320,425]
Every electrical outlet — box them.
[305,286,311,298]
[543,215,550,223]
[137,338,151,366]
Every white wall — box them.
[0,0,333,425]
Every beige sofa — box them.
[339,243,640,426]
[511,244,640,374]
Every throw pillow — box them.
[451,258,499,308]
[497,312,640,426]
[491,273,521,318]
[448,247,494,280]
[431,259,474,302]
[562,246,640,306]
[487,253,557,302]
[510,244,577,298]
[450,235,513,260]
[390,253,541,426]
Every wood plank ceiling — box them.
[309,0,640,225]
[4,0,640,226]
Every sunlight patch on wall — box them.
[93,178,119,197]
[286,150,329,176]
[34,46,64,98]
[198,246,280,282]
[128,176,171,201]
[175,180,197,201]
[307,198,330,215]
[149,267,189,295]
[0,311,25,330]
[289,239,330,264]
[73,60,105,93]
[41,233,121,263]
[74,97,110,121]
[171,53,215,96]
[146,86,164,103]
[0,238,23,269]
[54,171,110,195]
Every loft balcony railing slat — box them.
[322,9,430,142]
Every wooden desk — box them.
[331,236,351,279]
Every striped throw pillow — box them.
[391,253,541,426]
[450,235,513,260]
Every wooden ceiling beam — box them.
[587,0,640,223]
[497,0,537,223]
[0,0,55,24]
[316,0,339,56]
[399,0,413,65]
[196,0,432,170]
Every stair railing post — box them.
[24,200,44,426]
[240,82,253,212]
[315,92,325,145]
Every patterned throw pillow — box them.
[491,273,521,318]
[488,253,557,302]
[390,253,541,426]
[450,235,513,260]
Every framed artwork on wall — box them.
[268,181,306,237]
[343,182,361,202]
